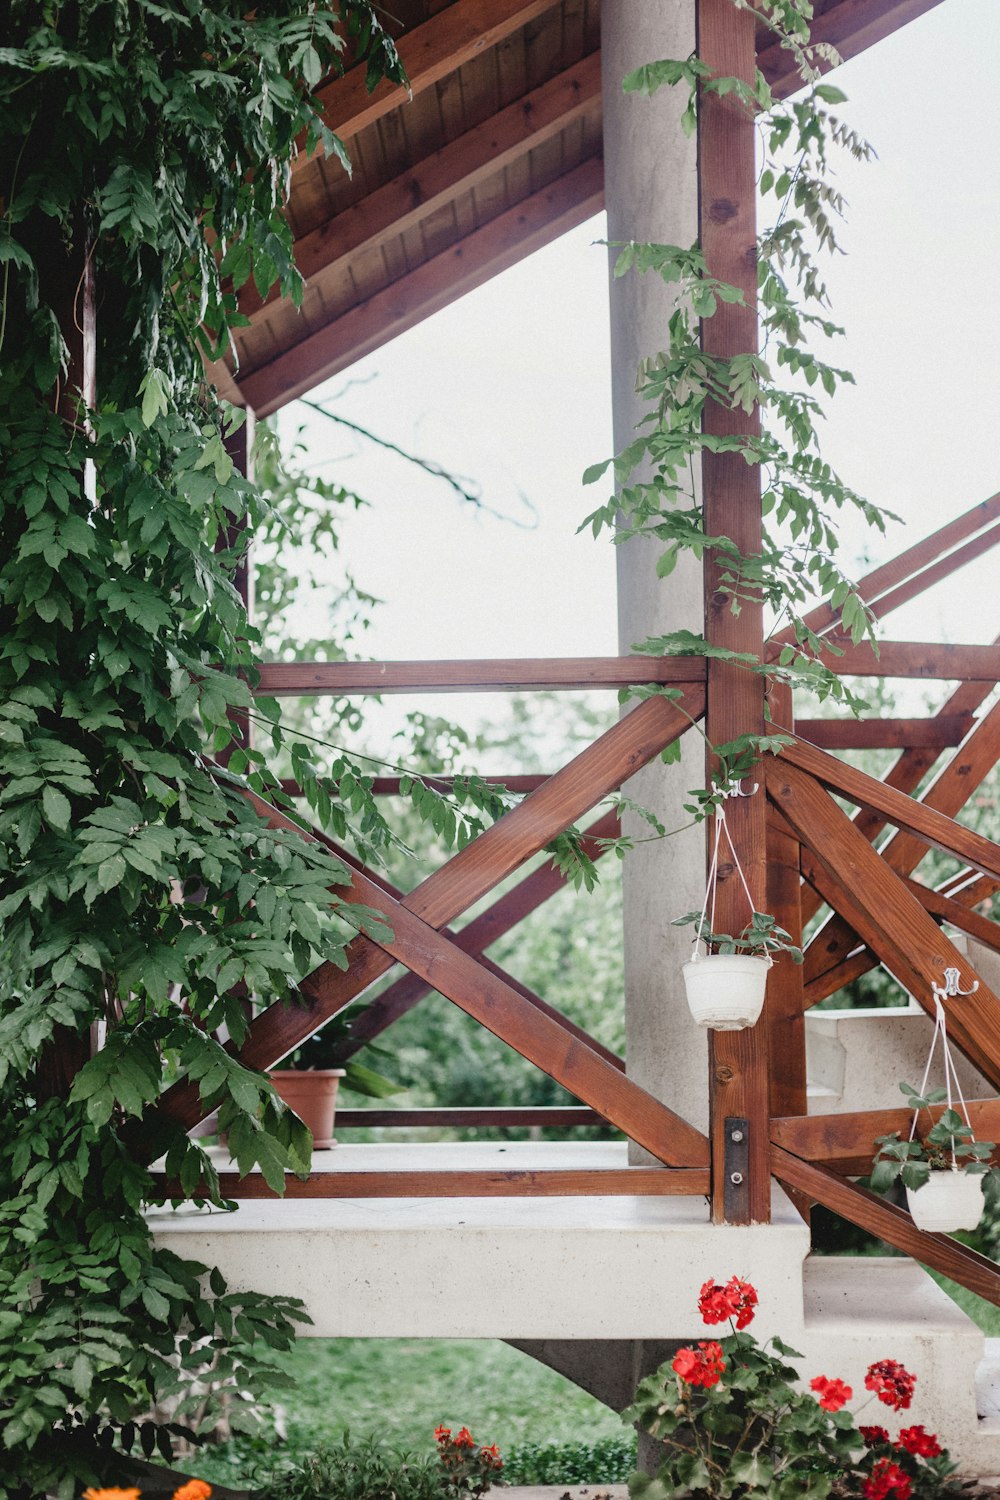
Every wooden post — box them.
[697,0,770,1223]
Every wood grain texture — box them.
[766,760,1000,1089]
[764,695,807,1124]
[759,0,947,101]
[240,156,604,414]
[793,716,973,750]
[698,0,770,1224]
[157,1166,711,1199]
[770,1145,1000,1306]
[820,641,1000,680]
[150,690,704,1140]
[244,53,601,320]
[254,657,705,694]
[772,1099,1000,1175]
[334,1107,608,1127]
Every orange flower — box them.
[173,1484,212,1500]
[83,1491,142,1500]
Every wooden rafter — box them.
[239,155,604,415]
[758,0,947,98]
[243,53,601,321]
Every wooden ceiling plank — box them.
[296,0,560,173]
[239,154,604,414]
[240,54,600,323]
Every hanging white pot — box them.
[905,1169,985,1232]
[682,953,770,1031]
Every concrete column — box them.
[602,0,708,1134]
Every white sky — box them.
[276,0,1000,743]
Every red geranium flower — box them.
[434,1426,451,1443]
[897,1425,942,1458]
[810,1374,852,1412]
[697,1275,758,1330]
[864,1458,912,1500]
[672,1340,725,1388]
[865,1360,917,1412]
[860,1426,891,1447]
[455,1426,476,1448]
[479,1443,503,1470]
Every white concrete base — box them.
[148,1145,1000,1474]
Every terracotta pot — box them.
[906,1169,985,1232]
[270,1068,346,1149]
[681,954,770,1031]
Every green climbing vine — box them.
[584,0,892,744]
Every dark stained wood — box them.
[241,156,604,414]
[802,697,1000,983]
[300,0,559,167]
[158,1166,711,1198]
[759,0,947,102]
[862,522,1000,626]
[779,736,1000,884]
[766,760,1000,1089]
[244,53,601,320]
[770,1145,1000,1307]
[254,657,704,695]
[821,641,1000,680]
[903,877,1000,957]
[798,668,999,926]
[773,492,1000,648]
[772,1099,1000,1176]
[335,1106,608,1126]
[698,0,770,1225]
[794,716,973,750]
[150,690,704,1139]
[764,695,807,1123]
[343,810,625,1068]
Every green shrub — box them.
[255,1433,454,1500]
[503,1434,636,1485]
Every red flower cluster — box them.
[479,1444,503,1472]
[697,1276,758,1330]
[896,1425,942,1459]
[672,1341,726,1389]
[864,1458,912,1500]
[435,1423,504,1489]
[810,1374,852,1413]
[860,1426,890,1448]
[865,1360,917,1412]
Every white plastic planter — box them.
[682,954,770,1031]
[905,1169,985,1232]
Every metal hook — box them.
[710,777,759,801]
[933,965,980,1000]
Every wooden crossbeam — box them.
[799,668,1000,926]
[860,522,1000,627]
[796,716,973,751]
[149,689,704,1140]
[766,760,1000,1089]
[248,801,712,1168]
[773,492,1000,649]
[804,697,1000,985]
[343,809,625,1069]
[903,877,1000,957]
[779,736,1000,884]
[821,641,1000,679]
[240,156,604,415]
[254,657,703,695]
[772,1100,1000,1176]
[296,0,556,167]
[335,1106,607,1128]
[244,53,601,321]
[770,1145,1000,1306]
[156,1166,710,1199]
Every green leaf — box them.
[41,784,71,832]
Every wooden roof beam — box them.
[759,0,946,99]
[244,52,602,321]
[239,154,604,415]
[296,0,560,173]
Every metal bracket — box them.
[723,1116,750,1220]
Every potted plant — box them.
[672,909,803,1030]
[872,1083,994,1232]
[271,1014,402,1150]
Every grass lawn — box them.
[192,1337,628,1485]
